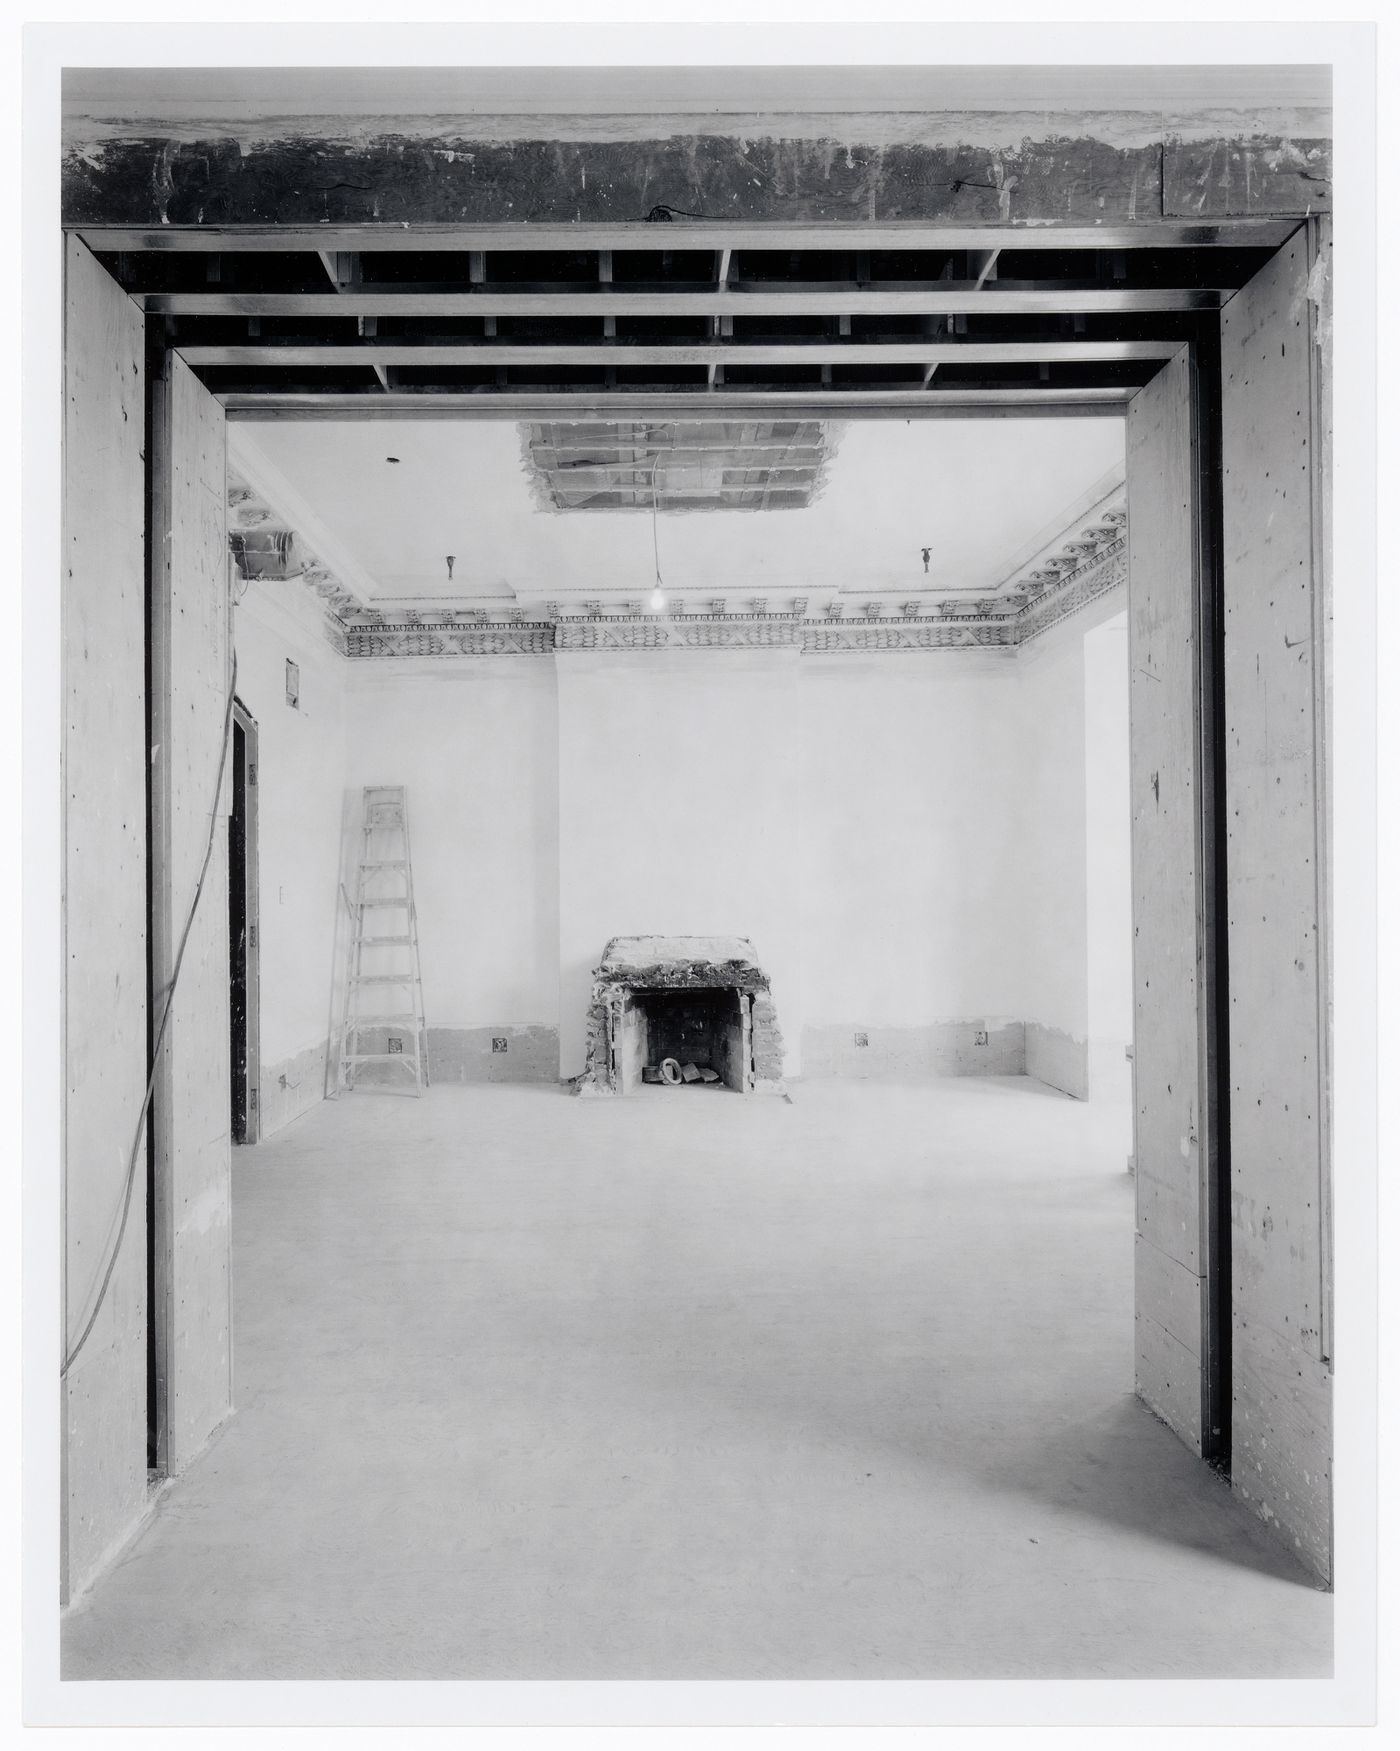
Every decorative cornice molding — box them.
[1015,539,1127,640]
[227,483,1128,661]
[333,539,1127,660]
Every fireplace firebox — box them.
[577,935,786,1096]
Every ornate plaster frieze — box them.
[343,624,556,660]
[555,617,804,653]
[803,620,1014,652]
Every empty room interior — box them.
[55,62,1335,1682]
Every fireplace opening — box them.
[618,987,747,1093]
[578,936,786,1096]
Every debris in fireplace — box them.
[645,1058,724,1086]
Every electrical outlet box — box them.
[492,1036,509,1054]
[974,1029,989,1046]
[853,1031,869,1048]
[387,1036,402,1054]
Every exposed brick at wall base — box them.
[801,1021,1025,1079]
[344,1025,559,1085]
[423,1026,560,1084]
[1025,1022,1089,1100]
[257,1039,330,1140]
[750,994,786,1082]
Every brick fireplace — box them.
[577,935,786,1096]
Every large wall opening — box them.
[52,63,1337,1680]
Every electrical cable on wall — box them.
[61,648,240,1380]
[647,443,671,611]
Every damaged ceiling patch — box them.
[523,419,841,513]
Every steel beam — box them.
[76,220,1301,254]
[178,339,1178,368]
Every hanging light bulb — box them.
[649,586,665,614]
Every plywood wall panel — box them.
[1125,349,1211,1454]
[61,238,149,1601]
[152,355,233,1473]
[1221,226,1331,1582]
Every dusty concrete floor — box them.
[62,1078,1330,1680]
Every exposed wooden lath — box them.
[528,418,836,512]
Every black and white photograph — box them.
[18,15,1385,1739]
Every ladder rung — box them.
[340,786,428,1093]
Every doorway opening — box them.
[228,700,259,1144]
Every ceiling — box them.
[229,414,1125,615]
[65,65,1319,657]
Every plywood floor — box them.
[62,1078,1331,1680]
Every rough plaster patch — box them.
[257,1039,331,1139]
[1025,1022,1089,1100]
[802,1020,1025,1080]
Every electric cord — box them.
[61,648,239,1380]
[650,452,664,589]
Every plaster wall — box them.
[1084,612,1135,1108]
[556,648,803,1081]
[343,659,561,1075]
[317,634,1120,1091]
[1017,625,1091,1097]
[798,654,1026,1075]
[231,583,348,1132]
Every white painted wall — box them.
[1083,612,1134,1107]
[799,654,1026,1025]
[344,659,560,1032]
[232,581,347,1119]
[246,595,1130,1096]
[556,649,803,1079]
[255,627,1129,1090]
[1017,625,1090,1087]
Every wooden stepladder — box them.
[337,785,429,1095]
